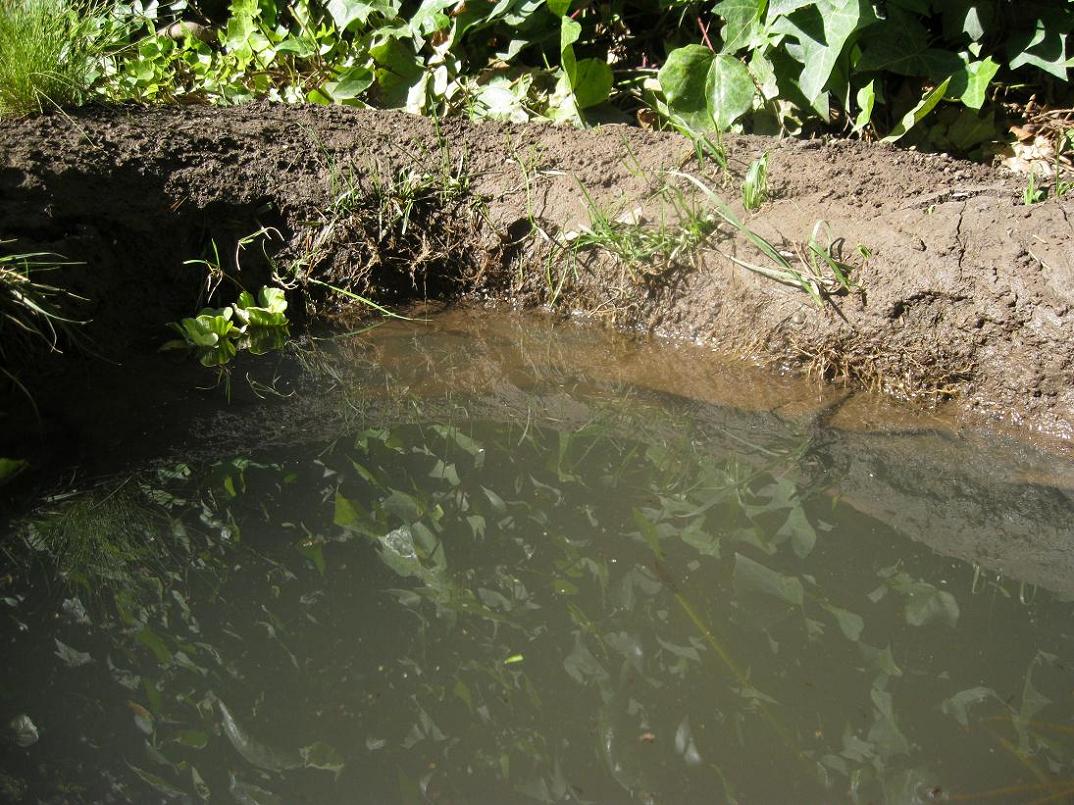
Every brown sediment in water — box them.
[0,103,1072,444]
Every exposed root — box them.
[788,333,976,403]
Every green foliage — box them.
[165,285,290,367]
[1024,169,1046,205]
[0,0,101,117]
[5,0,1070,148]
[93,0,617,124]
[656,0,1073,142]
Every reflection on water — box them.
[3,313,1074,803]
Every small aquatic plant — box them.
[164,285,290,368]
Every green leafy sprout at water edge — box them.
[164,285,290,368]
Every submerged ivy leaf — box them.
[0,457,28,485]
[126,762,187,799]
[732,553,804,608]
[301,741,345,776]
[563,633,608,685]
[382,489,423,522]
[887,574,959,628]
[333,490,361,528]
[54,638,92,667]
[822,603,864,642]
[175,729,210,750]
[777,506,817,559]
[867,683,910,759]
[859,643,903,678]
[941,686,998,727]
[673,715,703,765]
[190,766,210,799]
[218,701,302,772]
[229,772,283,805]
[376,525,425,578]
[8,714,38,747]
[61,597,90,625]
[299,540,327,576]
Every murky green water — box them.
[3,312,1074,803]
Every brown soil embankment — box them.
[1,103,1072,441]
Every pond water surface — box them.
[3,311,1074,804]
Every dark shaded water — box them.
[3,312,1074,803]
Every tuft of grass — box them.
[0,0,100,119]
[671,171,860,306]
[741,152,769,211]
[1023,169,1046,205]
[0,241,87,406]
[570,181,718,284]
[1055,128,1073,199]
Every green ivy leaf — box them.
[947,57,999,109]
[772,0,876,102]
[853,78,876,131]
[572,58,612,108]
[659,47,755,131]
[882,77,951,142]
[704,53,756,130]
[325,66,374,101]
[658,45,716,131]
[326,0,400,30]
[715,0,767,52]
[857,11,962,79]
[1008,14,1070,81]
[559,16,581,83]
[370,37,424,108]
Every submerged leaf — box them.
[941,686,998,727]
[301,741,345,776]
[229,772,283,805]
[218,701,302,772]
[126,762,187,799]
[822,603,864,642]
[54,638,92,667]
[732,553,804,608]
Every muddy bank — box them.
[1,103,1072,441]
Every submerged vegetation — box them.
[5,366,1074,800]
